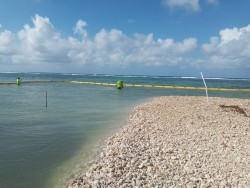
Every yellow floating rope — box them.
[70,81,250,92]
[0,80,249,92]
[71,81,116,86]
[0,80,70,85]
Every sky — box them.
[0,0,250,78]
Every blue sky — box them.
[0,0,250,78]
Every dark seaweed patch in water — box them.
[219,105,249,117]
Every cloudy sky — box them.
[0,0,250,78]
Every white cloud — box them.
[14,14,70,64]
[1,14,249,73]
[202,25,250,68]
[0,14,197,69]
[163,0,200,12]
[74,20,88,38]
[162,0,219,12]
[0,30,17,55]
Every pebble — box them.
[68,96,250,188]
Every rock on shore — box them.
[69,96,250,188]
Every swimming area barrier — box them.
[0,80,70,85]
[0,80,249,92]
[70,81,116,87]
[70,81,250,92]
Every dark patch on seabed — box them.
[219,105,249,117]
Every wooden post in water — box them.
[46,90,47,108]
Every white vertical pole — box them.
[201,72,209,103]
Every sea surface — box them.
[0,72,249,188]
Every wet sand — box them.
[69,96,250,188]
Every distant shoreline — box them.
[1,72,250,80]
[68,96,250,187]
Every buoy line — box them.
[0,80,70,85]
[70,81,250,92]
[0,80,249,92]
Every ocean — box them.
[0,72,249,188]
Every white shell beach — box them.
[69,96,250,188]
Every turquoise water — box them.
[0,73,249,188]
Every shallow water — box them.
[0,73,249,188]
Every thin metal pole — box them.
[46,90,47,108]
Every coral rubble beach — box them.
[68,96,250,188]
